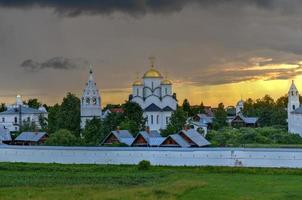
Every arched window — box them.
[165,88,168,95]
[14,117,18,124]
[86,97,90,105]
[293,105,296,110]
[151,115,154,124]
[92,97,97,105]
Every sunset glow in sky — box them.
[0,1,301,107]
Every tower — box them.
[236,99,244,115]
[80,65,102,129]
[288,80,300,116]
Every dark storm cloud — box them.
[20,57,87,72]
[0,0,288,17]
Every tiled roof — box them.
[111,130,134,145]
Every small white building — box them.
[0,95,48,132]
[287,80,302,136]
[80,66,102,129]
[129,59,177,131]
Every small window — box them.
[136,88,139,96]
[151,115,154,124]
[14,117,18,124]
[27,117,30,122]
[152,82,154,89]
[293,105,296,110]
[157,115,159,124]
[2,118,4,122]
[86,98,90,105]
[92,97,97,105]
[166,117,170,124]
[165,88,168,95]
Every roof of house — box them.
[0,126,11,141]
[162,106,174,111]
[161,134,190,148]
[0,106,47,115]
[133,130,165,146]
[15,132,47,142]
[180,129,210,147]
[233,114,259,124]
[196,114,214,124]
[109,130,134,145]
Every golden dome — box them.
[143,68,163,78]
[133,80,143,86]
[161,79,172,85]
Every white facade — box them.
[0,95,48,132]
[80,66,102,129]
[130,63,177,131]
[287,80,302,136]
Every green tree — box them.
[121,101,145,134]
[120,119,138,135]
[0,103,6,112]
[83,117,103,145]
[19,120,38,133]
[182,99,192,116]
[47,104,61,134]
[56,93,81,137]
[102,112,124,136]
[161,108,188,136]
[26,98,42,109]
[213,103,227,130]
[45,129,78,146]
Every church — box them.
[129,59,177,131]
[80,66,102,129]
[287,80,302,136]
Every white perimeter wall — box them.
[1,146,302,168]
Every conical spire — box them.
[289,80,298,93]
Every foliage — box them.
[47,104,60,134]
[121,101,145,134]
[82,117,103,145]
[45,129,79,146]
[56,93,81,137]
[120,119,139,135]
[25,98,42,109]
[206,127,302,147]
[182,99,191,116]
[161,108,188,136]
[138,160,151,170]
[243,95,287,127]
[19,120,38,133]
[38,114,48,132]
[0,103,7,112]
[212,103,227,130]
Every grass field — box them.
[0,163,302,200]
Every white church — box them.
[80,66,102,129]
[287,80,302,136]
[129,59,177,131]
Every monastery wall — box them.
[1,146,302,168]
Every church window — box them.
[293,105,296,110]
[166,117,170,125]
[2,118,4,122]
[292,91,294,96]
[157,115,159,124]
[92,97,97,105]
[151,115,154,124]
[14,117,17,124]
[86,98,90,105]
[136,88,139,96]
[165,88,168,95]
[152,82,154,89]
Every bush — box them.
[45,129,79,146]
[138,160,151,171]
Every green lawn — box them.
[0,163,302,200]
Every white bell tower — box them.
[288,80,300,116]
[80,65,102,129]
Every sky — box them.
[0,0,301,107]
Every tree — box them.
[0,103,6,112]
[120,119,138,135]
[102,112,124,136]
[19,120,38,133]
[161,108,188,136]
[56,93,81,137]
[82,117,103,145]
[121,101,145,134]
[38,114,48,132]
[47,104,61,134]
[182,99,192,116]
[45,129,78,146]
[213,103,227,130]
[26,99,42,109]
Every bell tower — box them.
[80,65,102,129]
[288,80,300,115]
